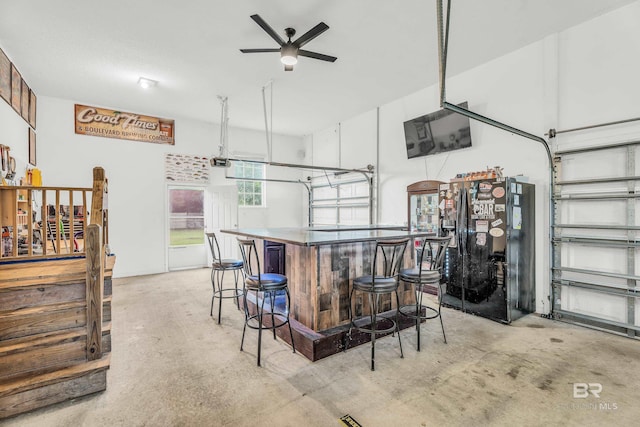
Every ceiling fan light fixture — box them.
[137,77,157,89]
[280,44,298,65]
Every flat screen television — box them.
[404,101,472,159]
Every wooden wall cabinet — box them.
[263,240,285,274]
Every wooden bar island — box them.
[222,226,433,361]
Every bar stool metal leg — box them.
[394,289,404,358]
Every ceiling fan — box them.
[240,14,337,71]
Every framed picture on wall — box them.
[29,128,36,166]
[21,79,29,121]
[0,48,10,105]
[10,63,21,113]
[29,89,36,129]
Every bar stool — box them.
[206,232,243,324]
[399,236,450,351]
[237,238,295,367]
[346,239,409,371]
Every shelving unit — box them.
[551,140,639,337]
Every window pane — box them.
[169,189,204,215]
[255,181,262,193]
[169,218,204,245]
[246,194,254,205]
[254,195,262,206]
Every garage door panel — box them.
[561,286,627,323]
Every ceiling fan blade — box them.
[293,22,329,48]
[299,49,337,62]
[284,64,294,72]
[240,48,281,53]
[250,14,285,46]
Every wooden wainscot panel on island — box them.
[222,225,434,361]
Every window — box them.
[235,161,265,207]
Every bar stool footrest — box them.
[212,288,244,299]
[399,304,439,320]
[349,316,397,336]
[245,312,291,331]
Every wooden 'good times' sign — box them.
[74,104,175,145]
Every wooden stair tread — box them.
[0,320,112,353]
[0,258,87,283]
[0,300,85,319]
[0,277,84,291]
[0,354,111,398]
[0,328,86,354]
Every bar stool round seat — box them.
[346,239,409,371]
[207,232,244,324]
[245,273,287,289]
[213,259,244,269]
[399,236,451,351]
[237,238,296,367]
[353,275,399,294]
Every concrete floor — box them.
[4,268,640,426]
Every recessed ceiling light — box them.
[137,77,157,89]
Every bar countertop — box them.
[221,225,434,246]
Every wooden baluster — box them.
[69,191,74,253]
[55,190,61,255]
[42,190,47,256]
[27,188,33,256]
[82,190,87,254]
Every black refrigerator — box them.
[438,177,535,323]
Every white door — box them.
[167,185,207,271]
[210,185,239,260]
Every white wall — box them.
[35,96,303,277]
[305,1,640,314]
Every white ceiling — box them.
[0,0,635,137]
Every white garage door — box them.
[552,137,639,337]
